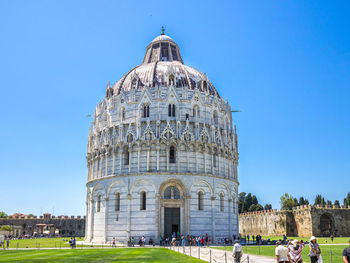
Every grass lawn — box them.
[214,244,348,263]
[259,236,349,244]
[0,248,205,262]
[4,237,85,249]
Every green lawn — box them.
[3,237,85,249]
[259,236,349,244]
[214,244,348,263]
[0,248,205,263]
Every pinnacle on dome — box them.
[142,29,183,64]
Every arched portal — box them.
[319,213,334,237]
[158,179,188,238]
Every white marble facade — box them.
[85,32,239,244]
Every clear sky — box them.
[0,0,349,216]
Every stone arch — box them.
[106,180,126,197]
[91,183,106,199]
[319,213,334,237]
[130,179,156,194]
[158,178,188,197]
[190,179,214,196]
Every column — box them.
[119,148,123,173]
[89,198,94,242]
[195,147,198,172]
[127,194,132,240]
[100,155,103,178]
[105,152,108,176]
[211,153,214,174]
[104,197,109,242]
[138,149,141,172]
[228,199,232,238]
[157,147,160,171]
[166,148,169,171]
[112,150,116,175]
[211,196,216,242]
[129,149,131,173]
[147,150,150,171]
[204,152,207,174]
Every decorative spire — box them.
[161,26,165,35]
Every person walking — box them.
[232,240,243,263]
[308,236,321,263]
[288,239,305,263]
[6,238,9,249]
[112,237,116,248]
[205,234,209,247]
[343,239,350,263]
[275,241,291,263]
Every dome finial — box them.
[161,26,165,35]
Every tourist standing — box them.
[112,237,116,248]
[288,239,305,263]
[343,239,350,263]
[6,238,9,249]
[232,240,243,263]
[275,241,291,263]
[331,234,334,243]
[247,234,250,244]
[308,236,321,263]
[205,233,209,247]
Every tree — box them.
[326,200,332,206]
[344,192,350,207]
[334,200,340,207]
[280,193,297,210]
[293,198,299,206]
[0,211,7,217]
[0,225,13,231]
[264,204,272,210]
[238,192,246,213]
[252,195,258,205]
[245,193,253,211]
[315,194,326,206]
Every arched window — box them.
[164,186,180,199]
[220,193,224,212]
[140,191,146,210]
[124,149,129,165]
[127,133,133,143]
[198,192,204,210]
[97,195,101,212]
[169,146,176,163]
[115,193,120,212]
[168,104,176,117]
[169,74,175,86]
[121,108,126,121]
[143,105,150,118]
[213,111,218,124]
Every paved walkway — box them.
[168,246,275,263]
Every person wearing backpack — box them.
[233,240,243,263]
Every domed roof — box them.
[151,34,175,43]
[110,30,219,97]
[112,61,218,96]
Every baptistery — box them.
[85,30,239,243]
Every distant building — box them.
[239,205,350,237]
[85,30,239,243]
[0,213,85,237]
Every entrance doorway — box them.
[164,208,180,237]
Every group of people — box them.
[275,236,324,263]
[233,236,350,263]
[246,234,262,244]
[159,233,210,247]
[68,237,76,249]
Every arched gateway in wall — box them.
[84,30,240,244]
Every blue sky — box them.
[0,0,349,216]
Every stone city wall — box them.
[0,214,85,237]
[239,205,350,237]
